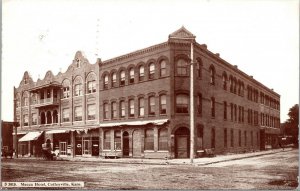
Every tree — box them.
[284,104,299,146]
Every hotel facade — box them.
[13,27,281,159]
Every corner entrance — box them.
[122,131,129,157]
[175,127,190,158]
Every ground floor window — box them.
[114,130,121,150]
[144,128,154,150]
[104,130,111,150]
[158,128,168,151]
[197,125,204,150]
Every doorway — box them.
[175,127,190,158]
[123,131,129,157]
[59,142,67,156]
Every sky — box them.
[2,0,299,122]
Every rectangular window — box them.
[244,131,247,147]
[231,129,234,147]
[176,94,188,113]
[120,101,125,118]
[111,102,117,119]
[139,98,144,117]
[158,128,168,151]
[160,95,167,114]
[129,99,134,117]
[224,129,227,148]
[74,106,82,121]
[144,129,154,150]
[103,103,109,119]
[230,103,233,121]
[23,114,28,126]
[88,81,96,93]
[197,126,204,150]
[198,95,202,115]
[211,98,215,117]
[129,69,134,84]
[239,130,241,147]
[104,131,111,150]
[75,84,82,96]
[87,104,96,120]
[149,96,155,115]
[211,128,215,149]
[114,130,121,150]
[62,108,70,122]
[31,113,37,125]
[223,101,227,120]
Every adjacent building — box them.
[13,27,281,159]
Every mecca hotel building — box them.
[13,27,280,159]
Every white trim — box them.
[100,118,169,127]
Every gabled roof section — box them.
[169,26,196,40]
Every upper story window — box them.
[139,66,145,81]
[87,104,96,120]
[129,99,135,117]
[74,106,82,121]
[222,73,227,90]
[103,103,109,120]
[120,70,125,86]
[148,96,155,116]
[209,65,215,85]
[23,114,29,126]
[223,101,227,120]
[22,92,29,106]
[111,102,117,119]
[120,100,125,118]
[138,97,145,117]
[104,75,109,89]
[197,94,202,115]
[76,58,81,68]
[16,94,21,108]
[31,93,37,105]
[160,60,166,77]
[149,63,155,79]
[74,76,83,96]
[62,79,71,98]
[211,97,215,117]
[87,73,97,94]
[177,59,188,76]
[31,113,37,125]
[196,58,203,78]
[129,68,135,84]
[176,94,188,113]
[111,72,117,87]
[62,108,70,122]
[159,94,167,115]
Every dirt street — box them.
[1,149,298,190]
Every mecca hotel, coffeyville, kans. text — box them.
[13,27,280,159]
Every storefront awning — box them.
[19,131,43,142]
[12,132,27,135]
[99,119,169,127]
[45,129,70,134]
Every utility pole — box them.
[190,41,195,163]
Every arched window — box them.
[176,94,188,113]
[111,102,117,119]
[148,96,155,115]
[209,65,215,85]
[159,94,167,115]
[222,73,227,90]
[62,79,70,98]
[74,76,83,96]
[46,111,52,124]
[87,73,96,94]
[41,112,46,124]
[120,70,126,86]
[103,74,109,89]
[138,97,144,117]
[233,78,237,94]
[160,60,167,77]
[139,65,145,81]
[144,128,154,150]
[177,59,188,76]
[158,128,168,151]
[129,68,135,84]
[119,100,125,118]
[111,72,117,87]
[149,63,155,79]
[104,130,111,150]
[211,97,215,117]
[53,110,58,123]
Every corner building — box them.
[13,27,281,159]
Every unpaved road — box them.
[1,149,298,190]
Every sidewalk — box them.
[54,148,294,166]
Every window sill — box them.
[157,150,168,153]
[144,150,155,152]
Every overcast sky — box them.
[2,0,299,122]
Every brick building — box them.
[13,27,280,159]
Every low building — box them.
[1,121,14,152]
[13,27,280,159]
